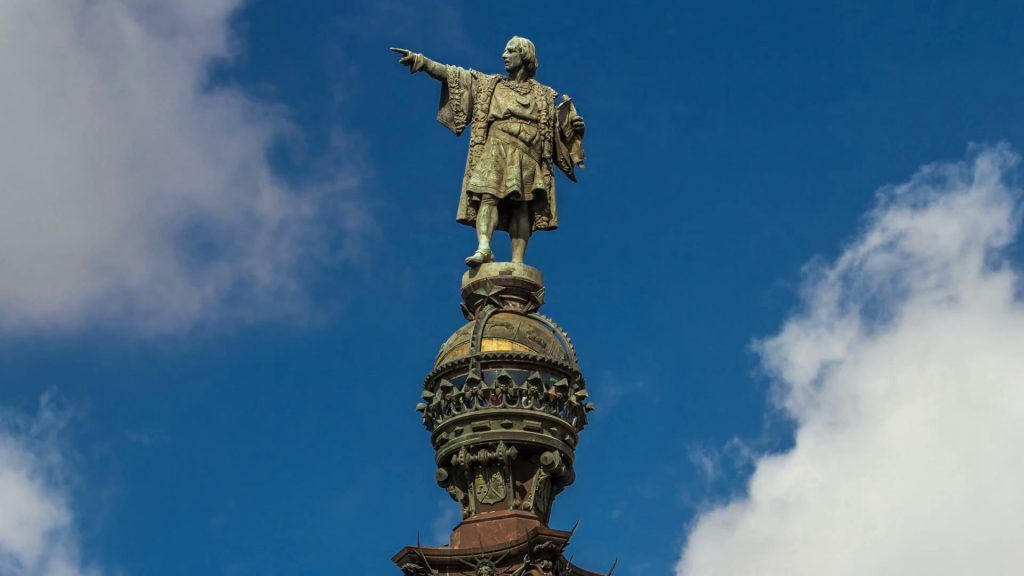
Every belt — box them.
[488,120,542,162]
[490,117,538,128]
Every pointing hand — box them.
[389,47,417,69]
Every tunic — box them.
[435,65,583,233]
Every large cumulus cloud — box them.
[0,0,361,333]
[679,146,1024,576]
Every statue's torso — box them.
[442,67,563,231]
[468,80,553,201]
[488,81,543,123]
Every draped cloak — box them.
[436,65,584,232]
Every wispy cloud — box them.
[0,0,366,335]
[0,395,97,576]
[430,498,458,546]
[679,145,1024,575]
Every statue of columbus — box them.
[391,37,586,267]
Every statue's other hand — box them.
[389,47,417,69]
[570,116,586,138]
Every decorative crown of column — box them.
[394,263,610,576]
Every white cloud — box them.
[0,0,362,334]
[0,397,96,576]
[678,145,1024,576]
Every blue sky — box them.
[2,2,1024,575]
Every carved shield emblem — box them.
[474,466,506,505]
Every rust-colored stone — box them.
[450,510,545,549]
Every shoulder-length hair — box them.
[508,36,538,78]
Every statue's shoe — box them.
[464,249,494,267]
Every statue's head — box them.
[474,559,498,576]
[502,36,538,78]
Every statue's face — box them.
[502,41,524,74]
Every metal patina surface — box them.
[390,37,613,576]
[390,37,586,269]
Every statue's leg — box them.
[510,201,531,264]
[477,194,498,253]
[466,193,497,266]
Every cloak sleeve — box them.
[437,65,476,136]
[555,95,585,182]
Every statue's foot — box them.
[465,248,494,267]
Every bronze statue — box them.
[390,37,586,266]
[390,37,612,576]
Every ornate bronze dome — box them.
[416,263,594,531]
[435,311,575,368]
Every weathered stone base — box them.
[450,509,544,548]
[392,522,607,575]
[461,262,545,320]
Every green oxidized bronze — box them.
[391,38,613,576]
[390,37,585,268]
[421,263,592,524]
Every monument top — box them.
[390,38,586,268]
[391,36,611,576]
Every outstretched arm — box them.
[391,47,475,136]
[390,47,446,81]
